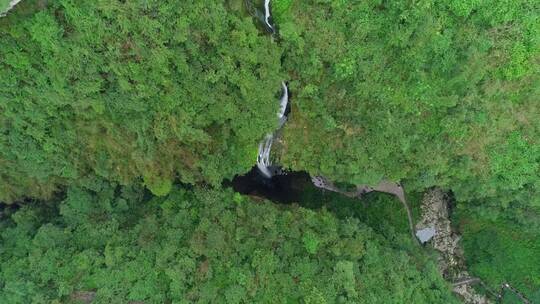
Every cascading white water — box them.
[263,0,275,33]
[255,3,286,178]
[278,81,289,127]
[256,134,274,178]
[256,81,289,178]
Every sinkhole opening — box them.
[227,167,312,204]
[226,166,419,243]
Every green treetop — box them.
[277,0,539,211]
[0,0,283,202]
[0,185,458,303]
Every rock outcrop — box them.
[417,189,490,304]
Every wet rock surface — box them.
[418,189,490,304]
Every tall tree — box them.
[0,0,283,202]
[277,0,539,212]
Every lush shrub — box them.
[0,2,538,302]
[0,0,10,14]
[278,0,539,211]
[0,0,283,202]
[0,185,457,303]
[1,1,538,214]
[457,213,540,303]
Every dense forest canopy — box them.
[0,0,283,202]
[457,209,540,302]
[277,0,539,212]
[0,186,458,303]
[0,0,539,303]
[0,0,538,210]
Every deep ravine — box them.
[239,2,532,303]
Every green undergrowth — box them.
[0,184,457,303]
[0,0,283,202]
[296,180,423,240]
[0,0,9,14]
[456,212,540,303]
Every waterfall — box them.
[263,0,275,33]
[278,81,289,127]
[256,134,274,178]
[256,81,289,178]
[254,1,286,178]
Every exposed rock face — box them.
[418,189,490,304]
[416,226,436,243]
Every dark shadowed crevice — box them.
[225,167,311,204]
